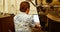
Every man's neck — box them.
[25,12,28,14]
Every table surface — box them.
[0,15,10,18]
[47,13,60,22]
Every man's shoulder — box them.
[14,14,33,20]
[14,14,20,19]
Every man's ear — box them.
[26,8,29,11]
[25,8,29,14]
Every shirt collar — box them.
[18,12,28,15]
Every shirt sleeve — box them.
[14,16,22,32]
[29,15,35,28]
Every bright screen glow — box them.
[33,14,40,23]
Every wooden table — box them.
[0,15,15,32]
[47,14,60,32]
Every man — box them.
[14,1,40,32]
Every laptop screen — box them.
[33,14,40,23]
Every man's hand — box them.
[35,22,41,28]
[32,22,41,30]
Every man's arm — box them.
[29,15,41,28]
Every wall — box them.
[0,0,37,15]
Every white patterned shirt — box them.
[14,12,35,32]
